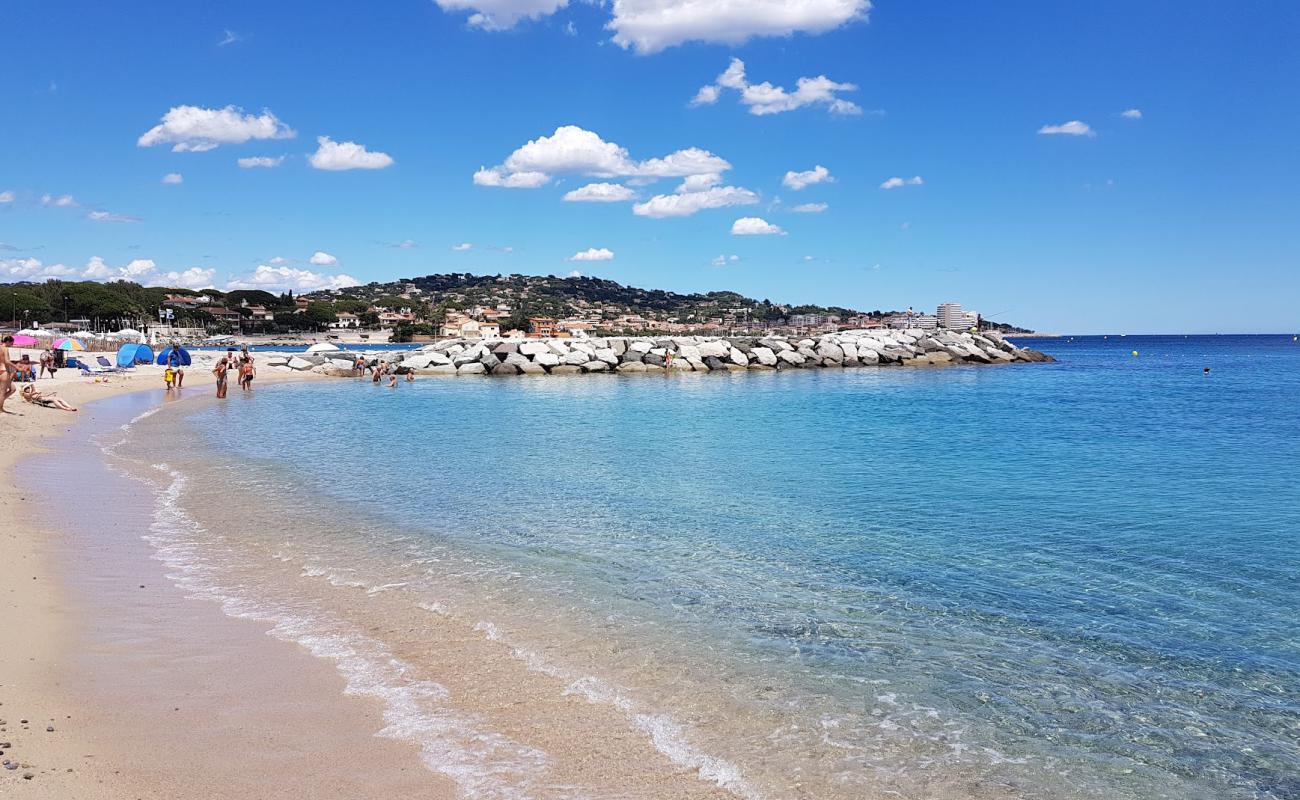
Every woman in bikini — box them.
[21,385,78,411]
[213,357,229,398]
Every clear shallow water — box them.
[117,335,1300,799]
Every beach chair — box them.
[96,356,127,372]
[80,359,118,376]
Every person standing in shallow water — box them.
[238,357,255,391]
[213,356,229,398]
[166,345,186,388]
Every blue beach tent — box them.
[116,343,155,368]
[155,346,192,367]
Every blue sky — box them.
[1,0,1297,333]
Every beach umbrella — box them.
[305,342,341,353]
[110,328,144,339]
[16,328,43,336]
[11,334,39,347]
[71,330,97,339]
[155,346,192,367]
[53,337,86,351]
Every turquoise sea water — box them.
[119,335,1300,799]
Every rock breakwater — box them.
[259,330,1053,377]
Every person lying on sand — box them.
[21,385,78,412]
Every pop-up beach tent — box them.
[155,346,192,367]
[116,343,155,367]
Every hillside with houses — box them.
[1,273,1031,340]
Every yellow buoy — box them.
[1131,351,1139,357]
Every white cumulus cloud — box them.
[783,165,833,190]
[1121,108,1142,120]
[309,251,338,266]
[880,175,923,190]
[791,202,828,213]
[710,254,740,267]
[568,247,615,262]
[0,190,15,203]
[1038,120,1095,137]
[309,136,394,170]
[731,216,785,236]
[633,185,759,218]
[149,267,217,290]
[452,242,474,251]
[692,58,861,116]
[138,105,295,152]
[476,125,730,189]
[162,173,183,184]
[563,182,638,202]
[433,0,568,30]
[611,0,871,54]
[238,155,284,168]
[676,173,722,193]
[226,265,361,292]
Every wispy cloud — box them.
[791,202,828,213]
[88,210,142,223]
[692,59,861,116]
[1038,120,1095,137]
[1120,108,1142,120]
[41,193,79,208]
[237,155,284,168]
[880,175,923,190]
[218,29,242,47]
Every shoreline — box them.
[0,369,457,797]
[1,371,741,799]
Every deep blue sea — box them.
[120,334,1300,800]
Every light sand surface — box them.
[0,359,455,798]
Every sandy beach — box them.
[0,356,458,798]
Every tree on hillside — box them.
[223,289,283,309]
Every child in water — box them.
[164,367,175,390]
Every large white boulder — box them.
[697,340,728,358]
[752,347,778,366]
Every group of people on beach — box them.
[210,347,256,398]
[358,355,414,388]
[0,335,78,414]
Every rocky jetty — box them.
[255,329,1053,377]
